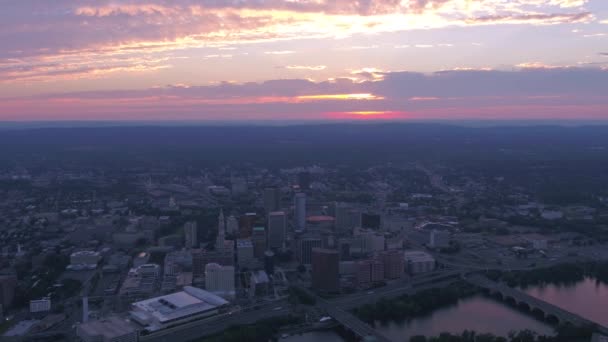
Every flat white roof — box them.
[131,286,228,323]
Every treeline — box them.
[486,262,608,287]
[411,324,595,342]
[196,315,301,342]
[353,282,477,324]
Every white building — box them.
[404,250,436,274]
[204,263,235,300]
[429,229,451,249]
[129,286,229,332]
[267,211,286,249]
[294,193,306,232]
[226,215,238,235]
[77,316,138,342]
[29,298,51,313]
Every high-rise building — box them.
[0,275,17,309]
[184,221,198,248]
[252,227,267,258]
[267,211,286,249]
[294,192,306,232]
[263,187,280,213]
[335,203,352,232]
[205,263,235,300]
[236,239,254,266]
[216,209,226,251]
[226,215,238,235]
[297,237,322,265]
[380,250,404,280]
[264,250,275,275]
[239,213,256,238]
[311,248,339,293]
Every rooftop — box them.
[131,286,228,324]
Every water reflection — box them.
[280,330,345,342]
[523,277,608,327]
[375,294,554,341]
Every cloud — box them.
[286,65,327,70]
[464,12,592,25]
[264,50,296,55]
[583,33,607,38]
[600,53,608,57]
[0,0,596,85]
[2,67,607,121]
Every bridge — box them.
[466,274,608,335]
[295,270,464,341]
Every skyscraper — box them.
[297,237,322,265]
[0,275,17,309]
[263,187,280,213]
[184,221,198,248]
[252,227,267,258]
[216,209,226,251]
[311,248,339,293]
[267,211,286,250]
[226,215,238,235]
[294,192,306,232]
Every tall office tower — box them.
[0,275,17,309]
[297,171,310,190]
[297,237,322,265]
[216,209,226,251]
[226,215,238,235]
[335,203,352,232]
[267,211,286,250]
[294,192,306,232]
[251,227,267,258]
[239,213,256,238]
[184,221,198,248]
[311,248,340,293]
[204,263,235,300]
[263,187,280,213]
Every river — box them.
[522,277,608,327]
[281,278,608,342]
[374,294,554,341]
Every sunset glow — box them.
[0,0,607,121]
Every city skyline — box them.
[1,0,607,121]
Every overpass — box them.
[466,274,608,335]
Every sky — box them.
[1,0,607,122]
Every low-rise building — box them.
[404,250,435,274]
[130,286,229,332]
